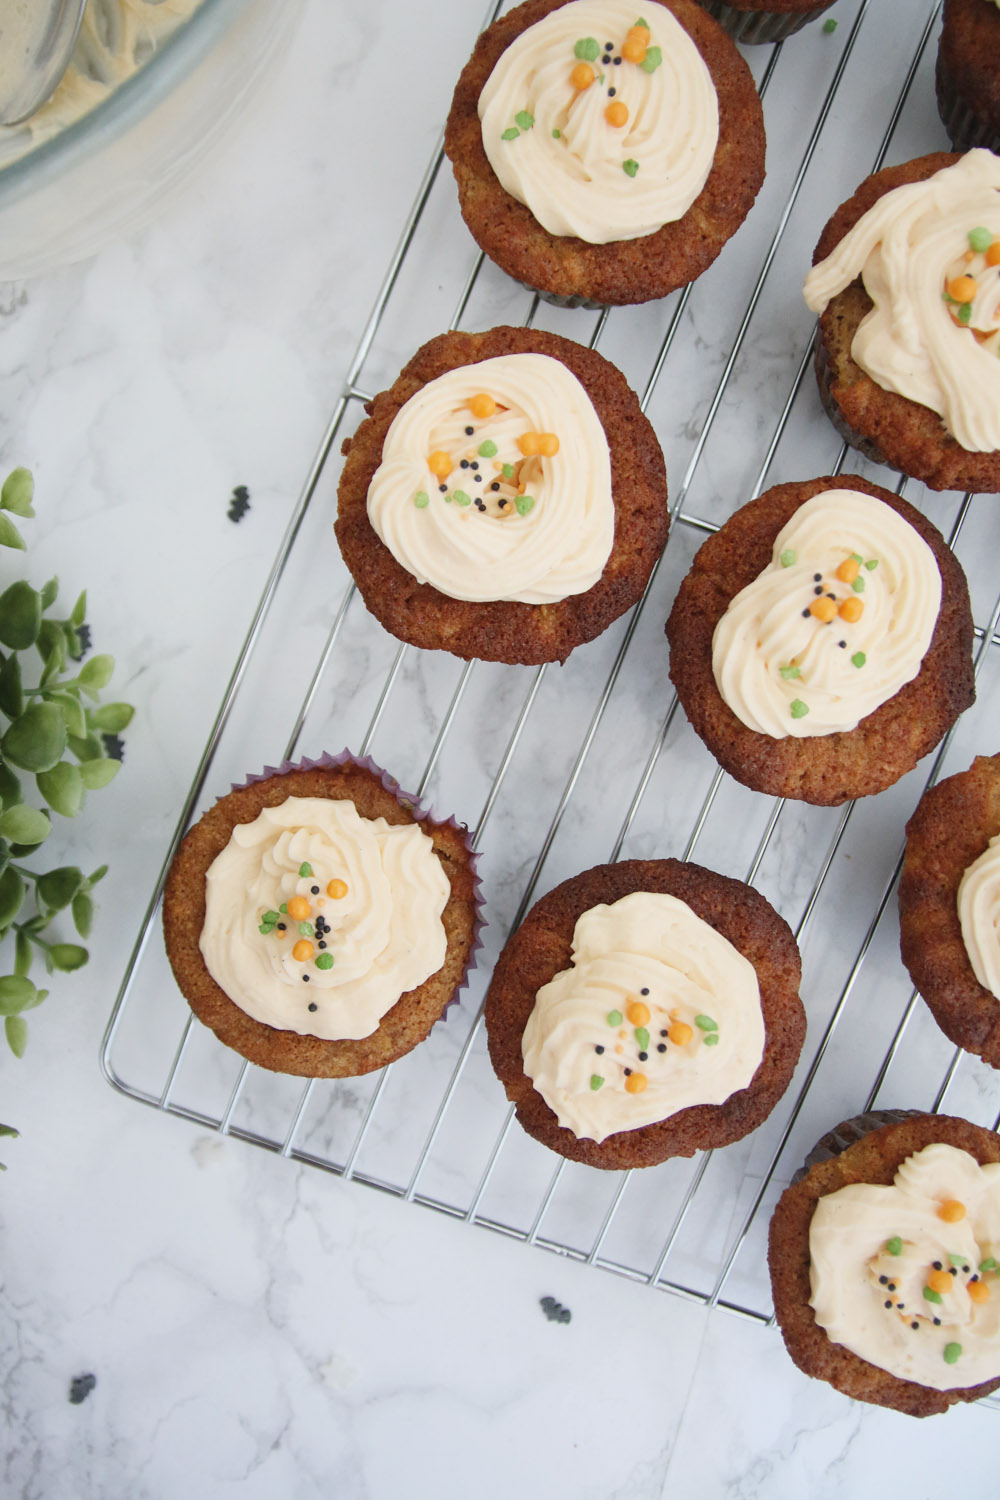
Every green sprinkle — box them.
[635,1027,650,1051]
[980,1257,998,1272]
[574,36,600,60]
[851,575,865,593]
[780,549,796,568]
[640,45,662,72]
[969,226,993,253]
[299,863,312,878]
[262,910,279,925]
[444,492,454,503]
[850,553,863,565]
[515,110,534,130]
[949,1253,968,1267]
[298,921,314,938]
[454,490,472,507]
[959,302,972,325]
[779,665,801,681]
[552,128,561,139]
[635,15,649,24]
[477,440,497,458]
[501,127,520,141]
[516,494,535,516]
[822,16,837,31]
[851,651,866,669]
[886,1236,903,1256]
[607,1009,623,1028]
[502,462,515,480]
[790,699,809,719]
[623,159,639,178]
[279,903,288,915]
[944,1342,963,1365]
[315,952,334,971]
[258,920,275,935]
[923,1286,943,1305]
[703,1033,720,1046]
[695,1014,718,1032]
[590,1074,605,1091]
[414,491,429,509]
[864,557,879,570]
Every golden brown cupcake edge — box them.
[484,858,805,1170]
[768,1112,1000,1416]
[336,326,669,664]
[665,474,975,806]
[443,0,766,306]
[899,754,1000,1068]
[162,761,479,1079]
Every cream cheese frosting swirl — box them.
[958,836,1000,999]
[804,151,1000,453]
[366,352,614,604]
[521,891,764,1142]
[809,1143,1000,1391]
[478,0,719,244]
[199,796,450,1040]
[712,489,941,739]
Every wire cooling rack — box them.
[102,0,1000,1344]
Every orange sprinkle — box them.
[536,432,560,457]
[292,938,315,962]
[627,23,651,42]
[948,275,978,304]
[570,61,595,90]
[428,450,452,478]
[468,393,496,419]
[287,896,311,921]
[624,1072,647,1094]
[838,596,864,624]
[605,100,629,128]
[969,1279,991,1304]
[809,596,837,623]
[326,879,348,899]
[618,1029,627,1040]
[987,242,1000,267]
[668,1022,693,1046]
[622,37,647,62]
[927,1269,953,1295]
[836,557,860,584]
[615,1044,624,1055]
[517,431,541,456]
[938,1200,967,1223]
[625,1000,650,1027]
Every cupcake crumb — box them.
[539,1295,572,1325]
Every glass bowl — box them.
[0,0,304,280]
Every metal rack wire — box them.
[102,0,1000,1363]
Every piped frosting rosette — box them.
[958,835,1000,999]
[365,352,614,604]
[199,752,484,1041]
[804,150,1000,453]
[521,890,764,1142]
[711,488,941,738]
[478,0,719,244]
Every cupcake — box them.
[484,858,805,1170]
[444,0,766,307]
[162,754,481,1078]
[899,754,1000,1069]
[936,0,1000,153]
[695,0,836,46]
[665,475,975,805]
[804,149,1000,493]
[335,326,668,664]
[769,1111,1000,1416]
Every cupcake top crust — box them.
[444,0,765,305]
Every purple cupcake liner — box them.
[935,54,1000,154]
[229,749,486,1024]
[697,0,835,45]
[791,1108,925,1183]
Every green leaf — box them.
[14,929,30,977]
[67,732,103,762]
[39,576,58,610]
[87,702,134,733]
[0,765,21,810]
[36,618,66,672]
[77,758,118,791]
[87,864,107,886]
[2,702,67,772]
[1,468,34,517]
[0,973,34,1014]
[49,943,88,973]
[70,590,86,627]
[0,582,41,650]
[72,890,93,939]
[0,652,22,719]
[47,691,86,739]
[0,514,26,552]
[36,761,84,817]
[0,840,9,880]
[0,867,24,930]
[0,1123,18,1138]
[0,804,49,845]
[63,622,82,662]
[37,866,83,911]
[5,1014,27,1056]
[77,654,114,700]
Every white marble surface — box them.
[3,0,1000,1494]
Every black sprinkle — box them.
[475,474,483,483]
[638,1052,648,1062]
[102,732,125,762]
[813,585,823,596]
[813,573,822,582]
[498,499,507,509]
[950,1267,959,1276]
[879,1276,888,1285]
[595,1045,604,1054]
[460,459,469,469]
[308,1002,318,1013]
[491,481,500,491]
[934,1317,942,1326]
[608,87,616,96]
[277,923,286,932]
[310,885,319,895]
[826,592,836,600]
[540,1296,572,1325]
[838,640,847,649]
[888,1283,896,1292]
[604,40,613,48]
[439,484,447,493]
[657,1044,666,1053]
[471,462,479,470]
[318,941,327,950]
[227,484,251,523]
[898,1303,905,1310]
[659,1029,667,1037]
[613,55,621,63]
[68,1373,97,1405]
[302,975,310,983]
[912,1321,919,1331]
[933,1262,943,1271]
[464,426,474,436]
[884,1300,892,1309]
[972,1274,980,1282]
[964,1266,970,1273]
[801,608,811,619]
[624,1068,631,1076]
[641,988,649,996]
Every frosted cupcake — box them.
[769,1112,1000,1415]
[162,754,480,1078]
[805,150,1000,492]
[485,858,805,1170]
[444,0,765,306]
[936,0,1000,153]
